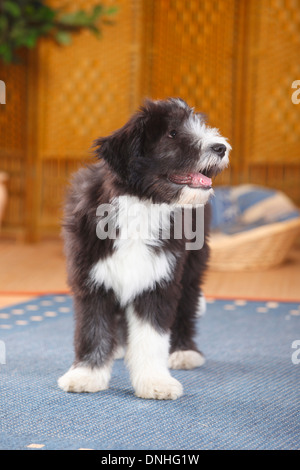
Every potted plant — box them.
[0,0,118,63]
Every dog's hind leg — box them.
[168,243,209,370]
[58,288,120,393]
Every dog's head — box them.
[94,98,231,205]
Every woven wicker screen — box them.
[143,0,300,200]
[239,0,300,203]
[0,56,27,233]
[142,0,236,189]
[32,0,143,237]
[0,0,143,239]
[0,0,299,239]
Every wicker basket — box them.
[209,218,300,271]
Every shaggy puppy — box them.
[58,98,231,400]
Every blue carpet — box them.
[0,294,299,450]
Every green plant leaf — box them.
[55,30,72,45]
[10,23,27,43]
[23,30,38,48]
[3,1,21,18]
[0,15,9,33]
[35,5,56,22]
[0,44,13,63]
[37,23,54,35]
[0,1,116,64]
[88,24,102,38]
[24,5,36,17]
[90,5,104,20]
[59,11,90,27]
[104,6,119,16]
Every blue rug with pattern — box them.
[0,295,299,450]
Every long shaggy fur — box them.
[58,98,230,399]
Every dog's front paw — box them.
[133,375,183,400]
[168,350,205,369]
[58,365,111,393]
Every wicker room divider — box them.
[0,55,28,234]
[142,0,236,186]
[143,0,300,196]
[238,0,300,203]
[0,0,299,240]
[0,0,144,240]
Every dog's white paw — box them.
[168,350,205,370]
[133,375,183,400]
[58,365,111,393]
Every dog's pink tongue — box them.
[170,173,212,188]
[188,172,212,188]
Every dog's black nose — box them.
[211,143,226,158]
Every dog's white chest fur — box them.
[90,196,176,306]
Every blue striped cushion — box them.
[210,185,300,234]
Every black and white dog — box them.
[58,98,230,399]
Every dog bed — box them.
[209,185,300,271]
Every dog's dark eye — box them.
[169,130,177,138]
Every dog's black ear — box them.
[93,110,146,181]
